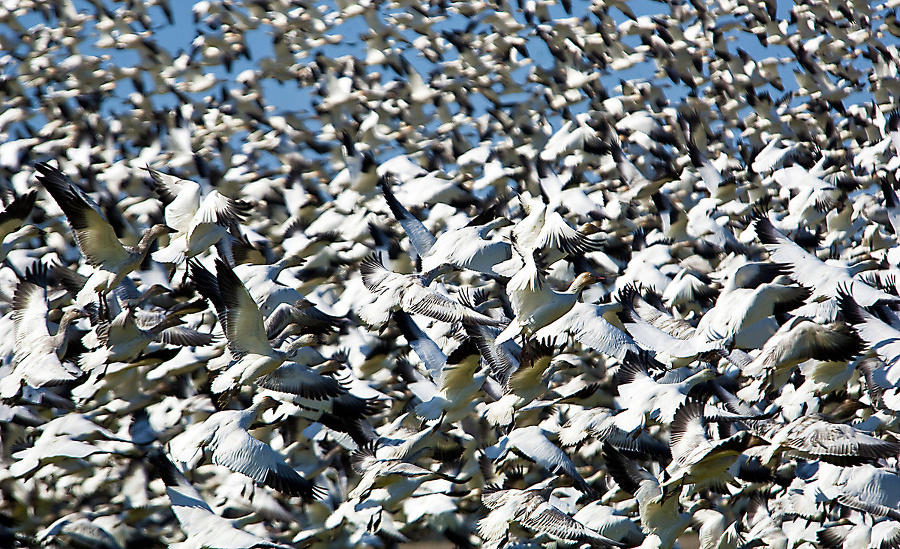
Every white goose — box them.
[485,425,593,494]
[2,262,84,399]
[838,290,900,380]
[755,216,897,311]
[35,163,175,307]
[614,351,718,429]
[665,399,753,493]
[147,168,251,267]
[533,301,640,361]
[358,253,505,328]
[478,482,623,547]
[147,449,293,549]
[604,446,693,549]
[189,259,315,394]
[616,286,723,364]
[417,212,513,281]
[496,248,597,343]
[494,196,606,276]
[166,396,320,500]
[739,316,862,377]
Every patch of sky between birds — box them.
[5,0,900,177]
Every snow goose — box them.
[558,407,670,459]
[2,262,85,399]
[603,446,693,549]
[714,383,900,465]
[760,414,900,466]
[803,461,900,514]
[34,163,175,307]
[838,290,900,380]
[614,351,718,428]
[470,332,554,427]
[570,501,645,547]
[36,512,122,549]
[166,396,321,500]
[147,168,251,267]
[818,518,900,549]
[10,413,132,478]
[484,425,593,494]
[755,215,897,310]
[692,280,812,349]
[405,341,486,422]
[533,301,640,361]
[478,483,623,547]
[254,357,377,446]
[739,316,863,378]
[77,293,186,371]
[879,176,900,235]
[382,173,514,279]
[825,493,900,549]
[0,188,38,263]
[231,254,313,316]
[263,298,347,340]
[146,449,293,549]
[665,399,754,493]
[358,253,505,328]
[685,198,751,256]
[616,286,723,365]
[189,259,315,394]
[348,438,464,500]
[496,248,598,343]
[494,197,607,275]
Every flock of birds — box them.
[3,0,900,548]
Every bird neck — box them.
[134,225,169,256]
[566,274,594,295]
[52,309,83,352]
[282,334,316,355]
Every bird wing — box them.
[507,426,590,493]
[839,291,900,365]
[0,189,36,242]
[402,284,505,327]
[521,496,622,546]
[380,174,436,257]
[257,362,346,400]
[12,262,52,352]
[155,326,215,347]
[148,450,292,549]
[781,416,900,463]
[193,190,251,228]
[754,216,834,290]
[536,302,639,360]
[394,311,447,381]
[617,304,709,358]
[215,259,272,356]
[211,428,319,500]
[537,210,605,255]
[669,400,713,466]
[359,254,392,292]
[35,163,130,268]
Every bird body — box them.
[497,250,597,342]
[190,259,312,393]
[148,168,250,266]
[35,163,174,306]
[4,262,84,398]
